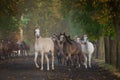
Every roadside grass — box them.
[95,59,120,78]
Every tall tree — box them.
[60,0,120,70]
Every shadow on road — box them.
[0,56,120,80]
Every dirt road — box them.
[0,56,119,80]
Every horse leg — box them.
[63,55,67,65]
[77,54,81,68]
[40,52,44,70]
[45,54,49,71]
[34,51,39,68]
[18,50,20,56]
[51,51,54,70]
[60,54,62,64]
[24,49,27,56]
[58,54,62,64]
[83,54,87,68]
[57,54,60,63]
[88,54,92,68]
[69,55,73,66]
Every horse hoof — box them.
[36,66,40,68]
[52,68,54,70]
[47,68,50,71]
[78,64,81,68]
[85,66,87,69]
[40,68,43,70]
[68,68,71,71]
[89,65,92,68]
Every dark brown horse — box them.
[0,39,30,59]
[58,33,84,67]
[20,41,30,56]
[51,34,65,64]
[0,39,14,59]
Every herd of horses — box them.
[34,30,95,71]
[0,30,94,71]
[0,39,30,60]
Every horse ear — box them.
[60,32,62,35]
[63,32,65,35]
[68,35,70,38]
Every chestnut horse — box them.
[58,33,83,67]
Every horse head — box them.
[34,27,40,39]
[51,34,59,42]
[59,33,66,45]
[81,34,88,44]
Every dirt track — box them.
[0,56,120,80]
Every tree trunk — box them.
[98,37,105,60]
[116,35,120,70]
[19,27,23,41]
[108,0,120,70]
[104,37,110,64]
[113,14,120,70]
[93,40,99,59]
[109,38,117,66]
[115,26,120,70]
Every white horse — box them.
[76,35,94,68]
[34,29,54,70]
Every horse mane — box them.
[64,35,72,44]
[60,33,73,45]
